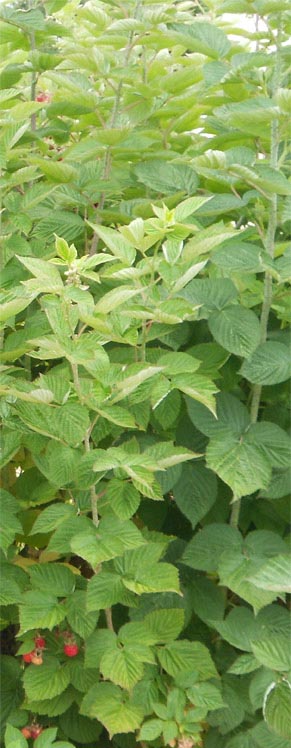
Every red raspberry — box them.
[22,651,34,663]
[21,727,32,738]
[63,643,79,657]
[34,636,46,649]
[30,725,43,739]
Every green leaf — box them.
[30,504,76,535]
[174,196,212,222]
[261,468,291,500]
[80,682,143,736]
[59,706,102,744]
[112,366,164,402]
[173,463,217,529]
[29,158,78,184]
[123,561,181,596]
[142,608,185,644]
[0,489,22,554]
[94,286,144,314]
[186,392,250,438]
[171,372,217,415]
[19,591,66,633]
[28,563,76,596]
[250,720,291,748]
[248,555,291,593]
[134,160,199,195]
[106,479,140,520]
[214,607,259,651]
[183,226,237,262]
[246,423,291,469]
[23,688,76,717]
[23,660,70,701]
[139,719,163,741]
[181,278,238,315]
[240,342,291,384]
[86,223,136,265]
[187,682,225,710]
[0,293,37,324]
[33,728,58,748]
[87,570,131,610]
[228,653,261,675]
[100,647,145,690]
[158,641,217,679]
[84,629,117,669]
[209,305,261,357]
[65,591,100,638]
[251,638,291,672]
[182,523,241,572]
[170,22,231,58]
[15,402,90,447]
[71,517,145,567]
[213,242,266,273]
[206,429,271,497]
[188,576,225,625]
[17,256,63,291]
[5,725,27,748]
[264,681,291,740]
[218,549,280,612]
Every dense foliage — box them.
[0,0,291,746]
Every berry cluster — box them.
[21,631,79,666]
[21,724,43,739]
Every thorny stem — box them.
[89,0,143,255]
[71,357,99,527]
[230,18,282,530]
[250,20,282,425]
[30,32,37,132]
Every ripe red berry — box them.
[63,643,79,657]
[36,92,51,103]
[34,636,46,649]
[22,651,34,663]
[21,727,32,738]
[30,725,43,739]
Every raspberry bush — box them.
[0,1,290,747]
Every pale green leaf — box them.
[86,223,136,265]
[174,196,212,222]
[94,286,144,314]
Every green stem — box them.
[229,497,241,529]
[105,607,114,631]
[231,17,281,527]
[250,121,280,421]
[89,0,143,255]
